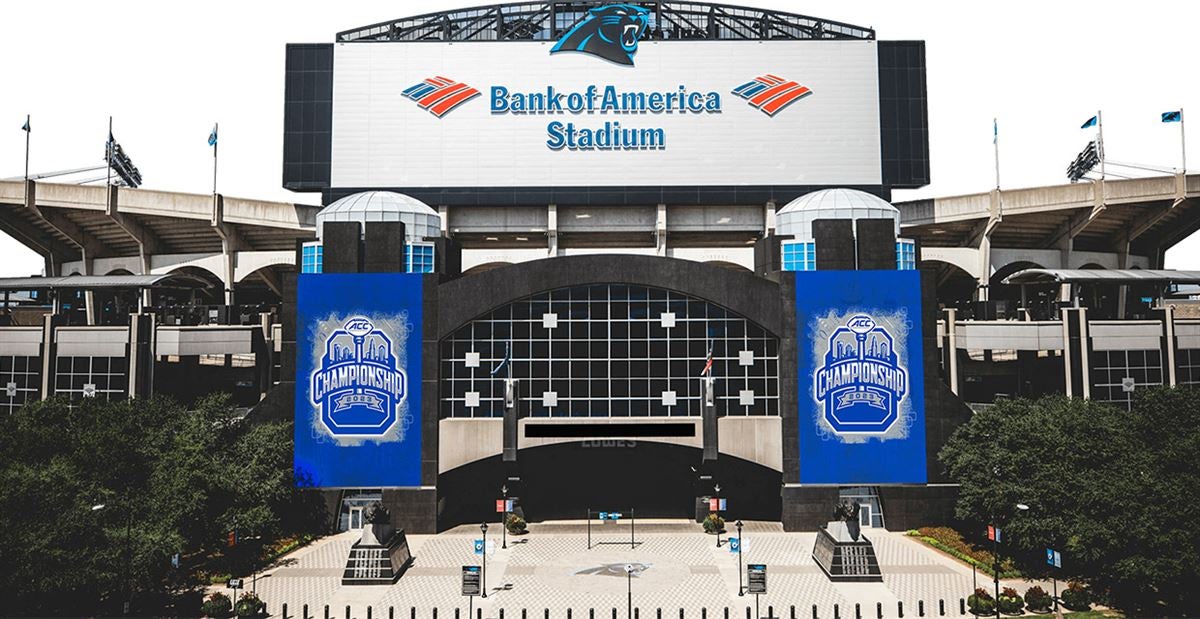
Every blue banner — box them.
[294,273,424,487]
[795,270,927,484]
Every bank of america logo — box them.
[402,76,481,117]
[732,75,812,117]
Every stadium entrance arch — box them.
[435,255,785,527]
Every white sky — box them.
[1,1,1196,276]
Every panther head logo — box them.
[550,4,651,66]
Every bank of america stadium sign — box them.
[311,316,407,437]
[394,4,814,152]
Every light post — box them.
[735,520,744,596]
[502,484,508,550]
[480,522,488,598]
[714,484,722,548]
[992,503,1030,619]
[624,563,634,619]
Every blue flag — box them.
[992,118,998,145]
[1162,110,1182,123]
[208,125,218,146]
[490,341,511,376]
[1080,115,1098,129]
[21,118,29,132]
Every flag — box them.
[227,530,237,547]
[21,117,29,132]
[992,118,998,145]
[208,124,218,146]
[490,341,511,376]
[1080,115,1098,129]
[1162,110,1182,123]
[700,343,714,376]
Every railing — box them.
[274,599,983,619]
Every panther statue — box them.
[550,4,651,66]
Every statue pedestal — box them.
[341,526,413,585]
[812,522,882,582]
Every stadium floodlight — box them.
[1066,140,1100,183]
[105,138,143,188]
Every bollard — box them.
[545,610,550,619]
[898,602,903,618]
[833,604,839,619]
[939,600,944,617]
[569,610,572,619]
[390,608,395,619]
[612,609,617,619]
[680,610,684,619]
[876,603,882,619]
[304,605,309,619]
[346,605,351,619]
[658,609,663,619]
[725,608,730,619]
[325,605,330,619]
[746,607,751,619]
[769,606,774,619]
[811,605,818,619]
[918,601,924,617]
[855,604,860,619]
[592,610,596,619]
[636,610,640,619]
[501,610,505,619]
[434,609,439,619]
[455,609,460,619]
[790,606,796,619]
[703,609,707,619]
[369,607,373,619]
[478,609,483,619]
[284,604,289,619]
[959,599,965,616]
[523,611,527,619]
[413,609,417,619]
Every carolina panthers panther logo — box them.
[550,4,651,66]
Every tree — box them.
[939,389,1200,615]
[0,394,324,615]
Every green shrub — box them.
[912,527,1020,578]
[1060,582,1090,611]
[997,586,1024,614]
[968,588,996,616]
[702,513,725,534]
[505,513,527,535]
[1023,585,1053,612]
[234,592,265,618]
[200,592,232,618]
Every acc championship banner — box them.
[796,270,926,484]
[294,274,423,487]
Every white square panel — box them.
[5,382,16,397]
[542,391,558,407]
[542,313,558,329]
[465,352,481,368]
[465,392,480,408]
[739,350,754,366]
[661,390,677,406]
[660,312,676,328]
[739,390,755,406]
[83,383,97,398]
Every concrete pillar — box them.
[764,200,776,235]
[39,313,59,400]
[943,308,958,395]
[547,204,558,257]
[127,312,155,398]
[655,203,667,257]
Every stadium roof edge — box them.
[336,1,875,43]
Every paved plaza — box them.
[238,521,1049,618]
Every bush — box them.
[505,513,527,535]
[200,592,232,618]
[997,586,1024,615]
[702,513,725,534]
[1023,585,1053,612]
[234,592,265,618]
[968,588,996,616]
[909,527,1020,578]
[1060,581,1091,611]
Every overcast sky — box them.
[1,1,1196,276]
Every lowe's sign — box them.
[795,271,926,484]
[294,274,424,488]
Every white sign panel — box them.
[331,40,881,188]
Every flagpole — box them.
[1181,107,1187,173]
[1097,110,1105,180]
[993,117,1001,190]
[23,114,30,183]
[107,116,113,189]
[212,122,219,196]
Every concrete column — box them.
[764,200,776,235]
[127,312,155,398]
[655,203,667,257]
[547,204,558,257]
[1159,305,1178,387]
[943,308,958,395]
[39,313,59,400]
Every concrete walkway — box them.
[236,521,1055,619]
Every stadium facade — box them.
[2,1,1200,534]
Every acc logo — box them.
[550,4,651,66]
[310,316,407,437]
[813,314,908,434]
[732,74,812,117]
